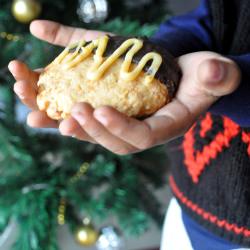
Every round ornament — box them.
[96,226,125,250]
[77,0,108,23]
[75,219,99,246]
[12,0,41,24]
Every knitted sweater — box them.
[152,0,250,247]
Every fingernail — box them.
[14,88,25,99]
[8,63,17,76]
[72,112,86,125]
[8,62,14,71]
[14,89,25,99]
[19,95,25,100]
[207,59,226,82]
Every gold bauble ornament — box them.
[11,0,41,23]
[75,219,99,246]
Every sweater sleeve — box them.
[150,0,214,57]
[150,0,250,127]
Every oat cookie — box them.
[37,35,181,120]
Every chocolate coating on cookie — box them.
[104,36,181,98]
[70,36,181,98]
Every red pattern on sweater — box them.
[200,113,213,138]
[169,175,250,237]
[183,116,240,183]
[242,132,250,156]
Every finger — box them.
[139,53,242,145]
[59,117,97,143]
[30,20,109,47]
[92,53,242,149]
[14,81,38,109]
[8,60,39,90]
[94,102,195,147]
[176,52,241,115]
[72,103,137,155]
[197,58,241,97]
[145,99,196,145]
[27,111,58,128]
[94,106,155,150]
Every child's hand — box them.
[8,20,109,129]
[9,21,241,155]
[60,52,240,154]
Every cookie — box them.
[37,35,181,120]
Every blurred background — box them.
[0,0,198,249]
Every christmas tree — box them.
[0,0,170,249]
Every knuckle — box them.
[114,125,126,136]
[51,26,61,44]
[137,136,155,150]
[52,25,69,45]
[89,129,103,139]
[113,119,131,136]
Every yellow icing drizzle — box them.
[52,35,163,84]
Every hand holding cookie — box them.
[9,20,241,155]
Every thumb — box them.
[197,57,241,97]
[175,52,242,117]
